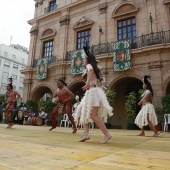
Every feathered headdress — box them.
[83,41,90,57]
[143,75,151,85]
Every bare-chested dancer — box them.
[49,79,77,133]
[5,83,21,128]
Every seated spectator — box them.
[38,107,47,126]
[27,107,35,124]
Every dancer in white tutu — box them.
[75,45,113,144]
[135,75,159,137]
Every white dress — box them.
[74,64,113,125]
[134,90,158,128]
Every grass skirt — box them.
[135,103,158,128]
[74,87,113,125]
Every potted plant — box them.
[155,107,163,131]
[106,89,116,129]
[125,91,138,129]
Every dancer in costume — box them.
[75,46,113,144]
[5,83,21,128]
[72,95,81,129]
[135,75,159,137]
[49,79,77,133]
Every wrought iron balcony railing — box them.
[65,30,170,61]
[32,55,56,68]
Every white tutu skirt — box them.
[135,103,158,128]
[75,87,113,125]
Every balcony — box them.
[66,30,170,60]
[32,55,56,68]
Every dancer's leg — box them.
[90,107,111,144]
[65,103,77,133]
[147,115,159,137]
[78,124,90,142]
[138,127,145,136]
[49,106,58,131]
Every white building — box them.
[0,44,28,100]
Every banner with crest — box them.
[36,58,48,80]
[113,39,131,71]
[71,49,86,74]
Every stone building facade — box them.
[21,0,170,128]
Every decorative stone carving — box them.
[73,16,94,29]
[40,28,56,39]
[98,3,107,14]
[164,0,170,4]
[39,0,43,5]
[30,27,38,36]
[113,2,139,18]
[116,4,136,13]
[35,2,38,7]
[59,15,70,26]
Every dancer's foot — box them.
[138,131,145,136]
[6,123,14,128]
[72,127,77,134]
[100,133,112,144]
[49,127,56,131]
[153,131,159,137]
[78,133,90,142]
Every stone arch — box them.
[40,28,56,39]
[112,1,139,18]
[108,74,142,129]
[31,84,54,104]
[69,80,85,98]
[162,70,170,95]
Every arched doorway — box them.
[110,77,142,129]
[166,81,170,94]
[69,81,85,99]
[31,86,53,104]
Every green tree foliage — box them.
[38,98,56,115]
[106,89,116,109]
[125,91,137,124]
[26,100,37,114]
[0,94,5,103]
[161,94,170,114]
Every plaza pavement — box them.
[0,124,170,170]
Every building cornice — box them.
[0,56,28,67]
[28,0,87,25]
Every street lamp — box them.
[149,13,153,33]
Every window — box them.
[43,40,54,60]
[4,61,10,67]
[20,76,24,83]
[11,75,17,80]
[12,55,16,60]
[49,1,56,12]
[4,52,8,57]
[77,29,91,49]
[1,84,7,94]
[117,17,136,43]
[13,65,18,70]
[2,72,9,79]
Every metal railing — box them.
[65,30,170,61]
[32,55,56,68]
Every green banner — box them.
[71,49,85,74]
[36,58,48,80]
[113,39,131,71]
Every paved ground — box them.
[0,124,170,170]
